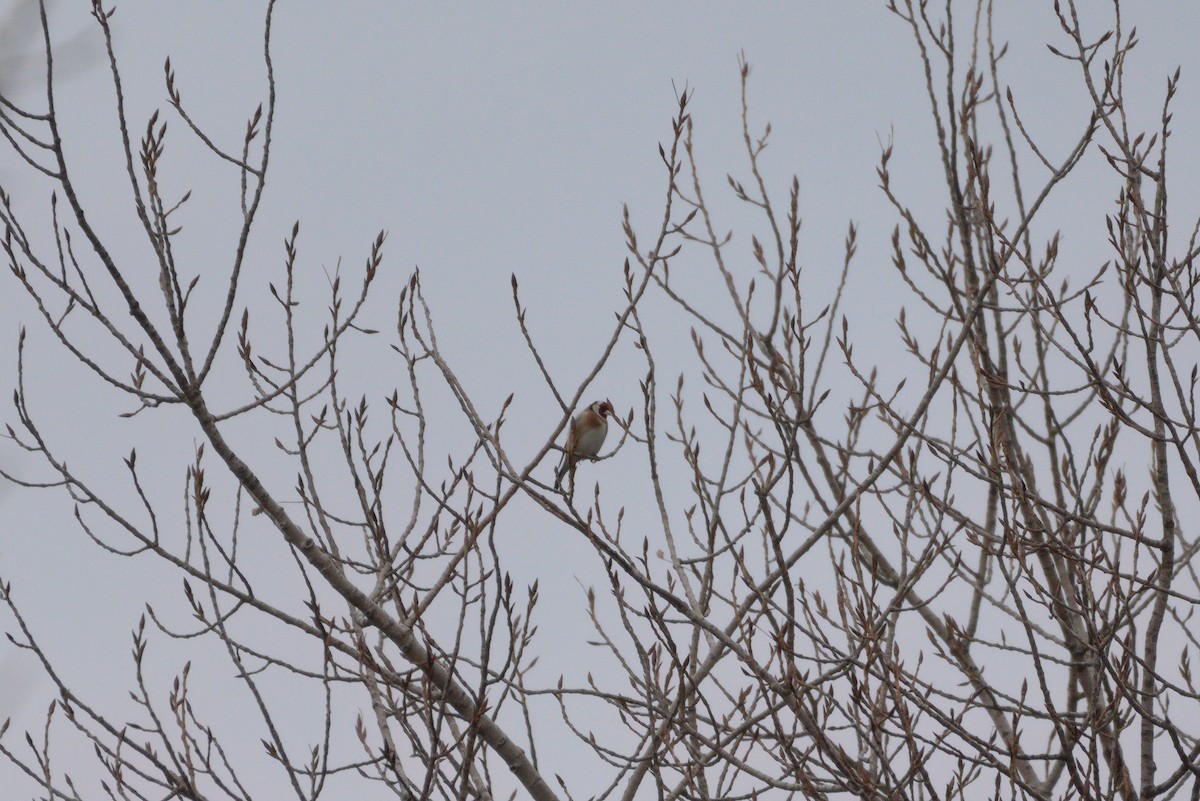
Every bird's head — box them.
[595,400,614,418]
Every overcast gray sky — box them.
[1,1,1198,797]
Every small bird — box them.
[555,400,614,488]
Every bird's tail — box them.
[554,454,569,489]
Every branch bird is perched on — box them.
[555,400,614,489]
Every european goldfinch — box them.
[555,400,613,488]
